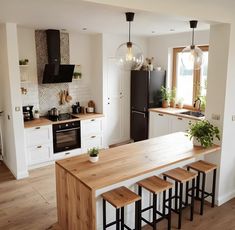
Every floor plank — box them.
[0,161,235,230]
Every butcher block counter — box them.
[55,132,220,230]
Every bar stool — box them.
[163,168,197,229]
[187,160,217,215]
[102,186,141,230]
[137,176,173,230]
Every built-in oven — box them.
[53,121,81,153]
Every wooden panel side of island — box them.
[56,163,96,230]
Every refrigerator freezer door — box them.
[131,111,148,141]
[131,71,148,112]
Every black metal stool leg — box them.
[200,173,206,215]
[153,193,157,230]
[163,190,166,216]
[190,178,195,221]
[196,172,201,199]
[212,169,217,208]
[116,208,120,230]
[175,181,178,211]
[178,183,183,229]
[186,181,189,206]
[135,200,141,230]
[103,199,106,230]
[168,188,172,230]
[121,207,124,230]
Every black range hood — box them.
[42,29,74,84]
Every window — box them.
[172,46,209,108]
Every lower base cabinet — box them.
[149,111,197,138]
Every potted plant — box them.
[177,98,184,109]
[187,120,220,148]
[88,147,99,163]
[170,87,176,108]
[34,110,40,119]
[160,86,170,108]
[19,59,29,65]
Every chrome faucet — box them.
[194,97,201,111]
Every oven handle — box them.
[55,127,80,133]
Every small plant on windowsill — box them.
[160,86,170,108]
[170,87,176,108]
[88,147,99,163]
[187,120,220,148]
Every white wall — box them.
[148,30,209,86]
[0,23,28,179]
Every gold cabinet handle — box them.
[158,113,163,116]
[91,119,95,121]
[35,127,41,129]
[91,136,96,138]
[37,145,42,148]
[177,117,183,120]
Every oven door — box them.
[53,126,81,153]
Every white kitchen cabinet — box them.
[25,125,53,166]
[149,111,198,138]
[149,112,171,138]
[81,117,103,153]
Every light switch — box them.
[212,114,220,120]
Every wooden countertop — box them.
[56,132,220,190]
[24,113,104,128]
[149,107,204,121]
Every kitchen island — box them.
[55,132,220,230]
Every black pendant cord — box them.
[128,21,131,43]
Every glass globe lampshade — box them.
[116,42,144,71]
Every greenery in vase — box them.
[160,86,170,101]
[73,72,82,79]
[88,147,99,157]
[19,59,29,65]
[170,87,176,102]
[187,120,220,148]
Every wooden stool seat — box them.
[163,167,197,183]
[102,186,141,209]
[138,176,173,194]
[187,160,217,173]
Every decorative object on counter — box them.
[19,59,29,65]
[21,87,28,95]
[187,120,220,148]
[80,106,86,114]
[160,86,170,108]
[73,65,82,79]
[177,97,184,109]
[115,12,144,71]
[23,106,34,121]
[87,100,95,113]
[34,110,40,119]
[181,20,203,70]
[88,147,99,163]
[170,87,177,108]
[72,102,81,114]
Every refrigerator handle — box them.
[132,111,146,118]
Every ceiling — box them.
[0,0,211,36]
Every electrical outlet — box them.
[232,115,235,121]
[212,114,220,120]
[15,106,20,112]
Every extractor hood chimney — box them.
[42,29,74,84]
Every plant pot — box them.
[89,156,99,163]
[193,138,201,147]
[178,102,184,109]
[162,100,169,108]
[34,113,40,119]
[170,101,176,108]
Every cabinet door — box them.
[171,116,196,133]
[149,112,170,138]
[82,135,103,153]
[81,118,103,138]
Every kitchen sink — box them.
[179,111,205,118]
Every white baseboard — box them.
[16,170,29,179]
[217,190,235,206]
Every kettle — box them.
[72,102,80,114]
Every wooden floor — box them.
[0,161,235,230]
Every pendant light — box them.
[115,12,144,71]
[181,20,203,70]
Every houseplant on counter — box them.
[187,120,220,148]
[160,86,170,108]
[88,147,99,163]
[170,87,176,108]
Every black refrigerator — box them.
[130,70,166,142]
